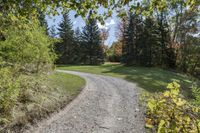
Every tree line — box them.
[49,2,200,78]
[51,11,104,65]
[112,2,200,77]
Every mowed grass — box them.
[58,63,196,98]
[29,72,85,117]
[48,72,85,97]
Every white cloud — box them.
[97,19,116,29]
[73,21,77,25]
[105,19,116,26]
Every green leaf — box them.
[157,120,165,133]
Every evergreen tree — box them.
[122,10,176,68]
[122,13,135,65]
[122,12,143,65]
[49,25,57,38]
[139,17,160,66]
[75,28,82,42]
[81,11,104,65]
[55,11,78,64]
[73,27,83,63]
[157,11,175,68]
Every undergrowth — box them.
[0,71,85,132]
[146,82,200,133]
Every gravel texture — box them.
[28,70,145,133]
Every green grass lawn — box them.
[58,63,197,98]
[3,72,85,132]
[38,71,86,113]
[32,72,86,109]
[48,72,85,97]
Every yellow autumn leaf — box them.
[171,89,179,96]
[163,91,170,97]
[192,107,199,113]
[148,99,157,112]
[183,116,191,124]
[175,98,186,106]
[167,82,174,89]
[167,82,180,90]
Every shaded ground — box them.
[27,70,145,133]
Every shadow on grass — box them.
[101,65,194,97]
[58,63,195,98]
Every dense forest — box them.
[107,1,200,78]
[0,0,199,132]
[122,3,199,76]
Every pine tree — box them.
[56,11,77,64]
[73,27,82,63]
[81,11,104,65]
[157,11,174,68]
[139,17,160,66]
[122,12,143,65]
[122,13,135,65]
[49,25,57,38]
[75,28,82,42]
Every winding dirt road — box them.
[30,70,145,133]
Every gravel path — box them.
[29,70,145,133]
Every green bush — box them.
[0,67,20,124]
[146,82,200,133]
[0,20,56,128]
[192,85,200,106]
[0,22,55,73]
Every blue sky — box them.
[46,10,119,46]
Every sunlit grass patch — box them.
[58,63,196,98]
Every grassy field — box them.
[33,71,86,118]
[48,72,85,98]
[58,63,197,98]
[2,72,85,132]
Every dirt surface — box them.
[27,70,145,133]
